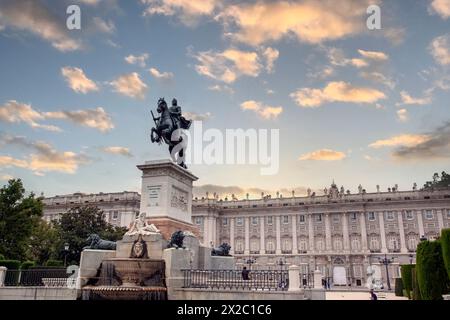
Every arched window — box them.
[387,234,399,251]
[250,239,259,252]
[299,238,308,251]
[316,239,324,251]
[333,238,343,251]
[282,238,291,251]
[267,239,275,251]
[369,235,380,251]
[351,237,361,251]
[235,240,243,252]
[407,235,418,251]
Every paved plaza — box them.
[326,291,408,300]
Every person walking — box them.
[370,289,378,300]
[242,266,250,280]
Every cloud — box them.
[100,146,133,157]
[429,0,450,19]
[290,81,386,108]
[92,17,116,34]
[141,0,219,25]
[383,27,406,46]
[429,34,450,65]
[78,0,102,4]
[357,49,389,61]
[391,122,450,160]
[240,100,283,120]
[396,109,408,122]
[0,0,82,52]
[327,47,388,69]
[110,72,148,99]
[396,91,432,106]
[261,47,279,73]
[298,149,346,161]
[183,111,212,121]
[149,67,174,80]
[193,48,262,83]
[0,100,61,132]
[0,134,90,174]
[44,107,114,133]
[216,0,376,46]
[0,174,14,181]
[369,134,431,148]
[360,71,396,89]
[61,67,99,94]
[124,53,149,67]
[208,84,234,94]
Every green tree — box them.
[0,179,43,260]
[28,220,59,265]
[441,229,450,280]
[423,171,450,190]
[416,240,449,300]
[54,206,126,263]
[400,264,414,299]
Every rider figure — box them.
[170,98,191,130]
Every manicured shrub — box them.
[412,268,422,300]
[394,278,403,296]
[441,228,450,280]
[400,264,414,299]
[20,261,36,270]
[0,260,21,270]
[0,254,4,260]
[416,240,448,300]
[45,259,64,267]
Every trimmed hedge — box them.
[20,261,36,270]
[416,240,448,300]
[394,278,403,296]
[45,259,64,267]
[0,260,21,270]
[441,228,450,280]
[400,264,414,299]
[412,267,422,300]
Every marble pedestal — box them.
[116,233,167,259]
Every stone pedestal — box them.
[0,267,6,287]
[288,265,301,292]
[117,233,167,259]
[137,159,199,240]
[163,248,191,299]
[77,249,116,289]
[314,269,323,289]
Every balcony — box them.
[266,250,276,254]
[281,250,292,254]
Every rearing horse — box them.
[150,98,188,168]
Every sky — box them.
[0,0,449,199]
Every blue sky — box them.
[0,0,449,198]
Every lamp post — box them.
[244,257,256,270]
[409,254,414,265]
[378,254,394,290]
[64,243,69,267]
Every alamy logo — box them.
[170,121,280,176]
[66,5,81,30]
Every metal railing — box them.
[182,269,289,291]
[4,269,75,287]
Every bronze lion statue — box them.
[83,233,116,250]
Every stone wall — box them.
[173,288,306,300]
[0,287,78,300]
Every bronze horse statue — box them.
[150,98,191,169]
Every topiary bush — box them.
[395,278,403,296]
[45,259,64,267]
[400,264,414,299]
[416,240,448,300]
[20,261,36,270]
[412,267,422,300]
[0,260,21,270]
[441,228,450,280]
[0,254,4,260]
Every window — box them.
[299,215,305,223]
[112,211,119,220]
[386,211,394,221]
[333,238,343,251]
[425,210,434,219]
[387,236,399,251]
[236,217,243,226]
[267,240,274,251]
[299,239,307,251]
[333,214,340,223]
[351,238,361,251]
[316,239,324,251]
[368,212,375,221]
[222,218,228,226]
[267,216,273,225]
[351,212,357,221]
[252,217,258,225]
[195,217,202,225]
[236,240,243,252]
[316,214,322,222]
[250,240,259,252]
[369,236,380,251]
[406,211,414,220]
[282,239,291,251]
[283,216,289,224]
[447,209,450,219]
[407,236,417,251]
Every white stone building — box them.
[42,183,450,288]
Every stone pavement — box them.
[326,291,409,300]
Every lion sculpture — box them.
[83,233,117,250]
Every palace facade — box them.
[42,183,450,287]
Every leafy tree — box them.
[0,179,43,260]
[53,206,126,263]
[441,229,450,280]
[28,220,59,265]
[423,171,450,190]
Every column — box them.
[260,217,265,254]
[417,210,425,237]
[325,213,331,252]
[209,217,215,246]
[378,211,387,253]
[308,214,315,252]
[437,209,444,231]
[288,265,301,292]
[342,212,350,251]
[276,216,281,254]
[244,217,250,255]
[230,218,235,255]
[203,216,209,246]
[292,215,298,254]
[397,211,407,253]
[360,212,368,251]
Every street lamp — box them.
[64,243,69,267]
[420,235,427,242]
[409,254,414,265]
[378,254,394,290]
[243,257,256,270]
[276,258,287,289]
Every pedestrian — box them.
[370,289,378,300]
[242,266,250,280]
